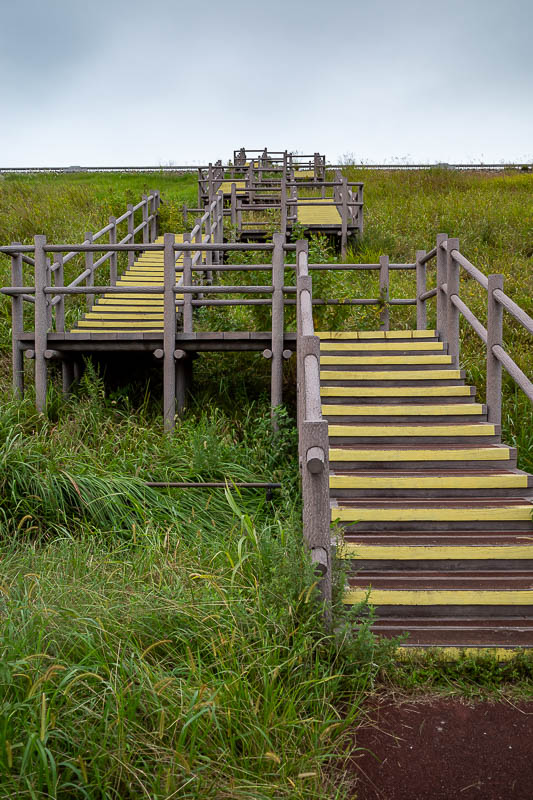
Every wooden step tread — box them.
[330,472,529,490]
[321,369,464,380]
[321,386,475,397]
[317,330,437,339]
[338,543,533,559]
[323,403,484,416]
[328,423,495,436]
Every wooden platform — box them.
[320,329,533,650]
[296,199,342,226]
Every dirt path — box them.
[345,695,533,800]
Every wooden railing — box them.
[416,234,533,424]
[296,239,331,610]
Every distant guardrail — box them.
[1,163,531,175]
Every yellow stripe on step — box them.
[396,647,525,661]
[332,505,532,522]
[323,404,484,416]
[321,355,452,365]
[330,474,526,489]
[345,589,533,605]
[84,314,164,321]
[75,320,164,328]
[338,544,533,559]
[317,330,436,339]
[320,370,462,380]
[329,447,511,461]
[328,424,495,436]
[320,341,444,352]
[321,386,473,397]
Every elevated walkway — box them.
[318,329,533,651]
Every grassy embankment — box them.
[0,169,532,798]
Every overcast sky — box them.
[1,0,531,166]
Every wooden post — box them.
[218,192,224,264]
[142,194,149,244]
[163,232,176,432]
[341,176,348,258]
[34,235,48,413]
[155,190,160,238]
[436,232,448,340]
[271,233,285,419]
[109,216,117,285]
[205,209,213,284]
[55,253,65,333]
[85,232,94,310]
[208,163,213,205]
[358,185,364,234]
[416,249,427,330]
[10,243,24,396]
[127,204,135,267]
[487,274,504,426]
[231,183,237,226]
[379,254,390,331]
[281,152,287,239]
[446,237,460,365]
[149,190,157,241]
[182,233,193,334]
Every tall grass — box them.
[0,379,391,798]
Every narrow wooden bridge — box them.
[2,149,533,654]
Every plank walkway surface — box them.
[297,199,342,226]
[71,235,183,333]
[319,329,533,650]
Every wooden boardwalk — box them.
[318,329,533,650]
[2,149,533,653]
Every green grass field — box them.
[0,168,532,798]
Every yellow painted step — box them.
[321,355,453,365]
[330,474,527,489]
[321,370,462,381]
[321,386,472,397]
[323,404,484,416]
[328,424,495,437]
[332,505,532,522]
[317,330,437,340]
[320,341,444,352]
[345,589,533,605]
[329,447,512,462]
[396,647,521,661]
[84,313,164,321]
[75,320,163,329]
[97,299,164,306]
[338,544,533,559]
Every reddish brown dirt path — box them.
[346,696,533,800]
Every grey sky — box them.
[1,0,531,165]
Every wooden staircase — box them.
[318,329,533,652]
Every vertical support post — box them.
[155,191,160,239]
[205,208,213,284]
[142,194,149,244]
[358,185,364,234]
[379,254,390,331]
[487,274,504,426]
[10,243,24,396]
[341,176,348,258]
[416,249,427,330]
[148,190,156,241]
[109,216,117,286]
[163,233,176,432]
[271,233,285,419]
[85,232,94,310]
[231,182,237,227]
[55,253,65,333]
[446,237,460,365]
[436,232,448,340]
[127,204,135,267]
[175,350,187,415]
[182,233,193,334]
[281,151,287,239]
[208,163,213,205]
[34,234,48,413]
[296,239,310,459]
[218,192,224,264]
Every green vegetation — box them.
[0,168,532,797]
